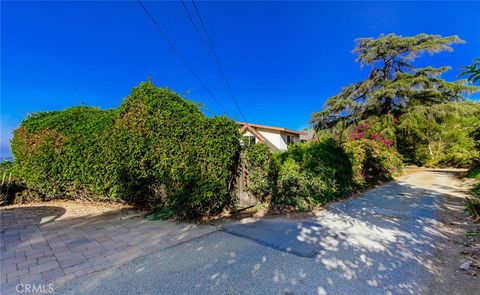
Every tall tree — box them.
[459,58,480,84]
[312,34,479,129]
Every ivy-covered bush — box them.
[11,82,241,218]
[343,139,403,187]
[11,106,116,197]
[243,143,277,200]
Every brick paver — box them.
[0,204,217,294]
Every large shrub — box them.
[243,143,276,200]
[11,107,116,197]
[343,138,403,187]
[11,82,241,218]
[273,138,353,208]
[241,138,354,209]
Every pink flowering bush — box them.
[349,120,393,147]
[343,138,403,187]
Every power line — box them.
[180,1,229,118]
[180,1,212,62]
[136,0,227,115]
[189,0,248,122]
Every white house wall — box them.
[258,129,288,151]
[242,127,300,152]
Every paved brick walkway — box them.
[0,203,217,294]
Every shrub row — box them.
[9,81,405,217]
[11,82,241,218]
[243,135,403,210]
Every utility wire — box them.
[180,1,212,62]
[189,0,248,122]
[137,0,227,114]
[180,1,229,119]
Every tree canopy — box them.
[312,34,479,129]
[397,102,480,167]
[459,58,480,84]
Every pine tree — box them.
[459,58,480,84]
[312,34,479,129]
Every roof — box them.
[300,129,316,141]
[237,122,305,135]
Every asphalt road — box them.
[56,169,475,295]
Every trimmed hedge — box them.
[11,82,241,218]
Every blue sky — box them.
[2,1,479,159]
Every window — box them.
[286,135,294,144]
[242,135,256,147]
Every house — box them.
[237,122,306,152]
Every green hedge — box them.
[11,82,241,218]
[243,136,403,210]
[243,138,353,209]
[274,138,353,207]
[243,143,276,200]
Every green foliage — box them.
[243,143,276,200]
[397,102,480,167]
[273,138,353,208]
[459,58,480,84]
[0,161,13,177]
[241,136,401,209]
[468,165,480,196]
[0,161,45,205]
[343,139,403,187]
[274,158,328,209]
[471,127,480,151]
[312,34,478,129]
[468,165,480,179]
[145,208,175,221]
[464,197,480,222]
[11,107,116,197]
[472,183,480,196]
[11,82,241,219]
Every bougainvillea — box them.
[349,120,393,147]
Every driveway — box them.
[4,169,479,294]
[0,202,216,294]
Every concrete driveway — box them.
[6,169,480,294]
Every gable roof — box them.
[239,124,267,142]
[237,122,305,135]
